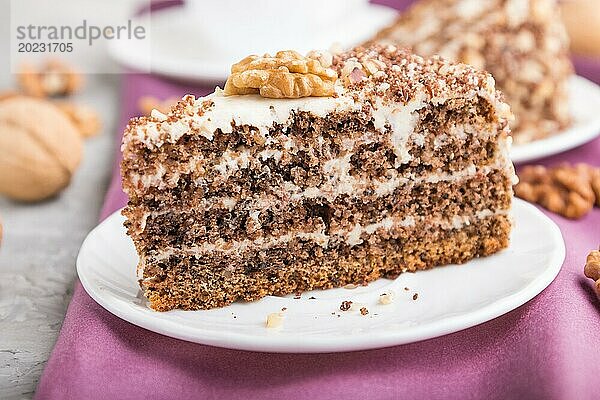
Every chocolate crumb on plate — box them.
[340,301,353,311]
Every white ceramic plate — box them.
[108,3,398,82]
[511,75,600,163]
[78,199,564,353]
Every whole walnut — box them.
[0,96,82,201]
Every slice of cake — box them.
[369,0,573,143]
[121,45,516,311]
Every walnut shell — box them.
[56,102,102,138]
[17,60,83,98]
[0,96,82,201]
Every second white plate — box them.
[108,3,397,82]
[78,199,565,353]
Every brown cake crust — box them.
[143,215,511,311]
[125,170,511,252]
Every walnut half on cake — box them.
[121,45,516,311]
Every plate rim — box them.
[107,3,398,83]
[77,199,565,353]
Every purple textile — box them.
[35,4,600,400]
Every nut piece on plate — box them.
[265,311,285,329]
[0,96,82,201]
[138,96,180,116]
[515,163,600,219]
[17,59,83,97]
[378,292,394,305]
[584,248,600,296]
[223,50,338,98]
[56,102,101,138]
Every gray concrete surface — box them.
[0,2,119,397]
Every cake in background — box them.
[369,0,573,144]
[121,45,515,311]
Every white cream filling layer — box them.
[129,87,359,149]
[372,94,426,166]
[127,86,432,168]
[130,130,513,201]
[126,54,507,152]
[143,208,509,266]
[132,158,513,237]
[132,160,512,236]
